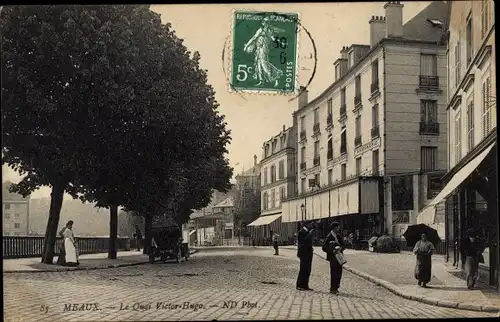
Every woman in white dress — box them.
[61,220,79,266]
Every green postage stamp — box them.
[231,11,299,94]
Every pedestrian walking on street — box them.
[461,229,485,289]
[271,230,280,255]
[60,220,79,267]
[413,232,435,287]
[322,222,346,294]
[133,225,143,251]
[296,221,314,291]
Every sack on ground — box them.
[335,251,347,266]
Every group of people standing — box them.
[413,229,486,289]
[295,221,346,294]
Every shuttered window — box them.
[481,0,490,38]
[421,100,438,123]
[420,54,437,76]
[421,147,438,172]
[482,77,492,138]
[278,160,285,180]
[455,111,462,164]
[466,99,474,152]
[454,42,461,88]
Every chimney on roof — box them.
[369,16,386,47]
[384,1,404,38]
[334,47,349,80]
[283,124,286,132]
[340,46,349,60]
[298,86,308,109]
[253,155,257,166]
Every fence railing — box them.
[3,236,131,259]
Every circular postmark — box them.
[221,10,317,102]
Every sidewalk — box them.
[283,246,500,313]
[3,249,197,273]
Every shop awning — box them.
[247,214,282,227]
[189,230,197,236]
[421,142,495,213]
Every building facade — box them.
[420,0,497,288]
[2,181,30,236]
[248,125,297,244]
[280,1,449,241]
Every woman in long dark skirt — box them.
[56,226,67,265]
[413,232,435,287]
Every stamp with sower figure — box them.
[231,11,299,94]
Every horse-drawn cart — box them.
[148,225,190,264]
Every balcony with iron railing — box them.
[419,75,439,90]
[299,130,307,141]
[419,122,439,135]
[313,123,320,134]
[354,135,362,147]
[340,104,347,119]
[354,95,362,109]
[313,156,320,166]
[340,145,347,155]
[326,114,333,127]
[327,149,333,160]
[371,125,380,139]
[370,81,379,94]
[300,162,306,170]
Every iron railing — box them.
[340,104,347,118]
[354,95,362,107]
[313,123,320,134]
[371,81,379,94]
[371,125,380,138]
[299,130,307,141]
[300,162,306,170]
[313,156,320,166]
[419,75,439,89]
[419,122,440,135]
[354,135,362,147]
[326,114,333,127]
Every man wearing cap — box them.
[323,221,345,294]
[296,221,315,291]
[460,229,485,289]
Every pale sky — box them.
[2,2,432,199]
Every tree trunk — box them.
[108,205,118,259]
[41,184,65,264]
[143,215,153,255]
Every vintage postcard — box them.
[2,2,499,322]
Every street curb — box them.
[3,249,198,274]
[282,247,499,313]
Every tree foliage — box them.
[1,5,233,263]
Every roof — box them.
[213,197,234,208]
[296,1,448,112]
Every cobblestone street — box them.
[4,248,497,321]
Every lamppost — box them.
[301,203,305,221]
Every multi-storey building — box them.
[420,0,497,288]
[2,181,31,236]
[248,125,297,244]
[281,1,449,241]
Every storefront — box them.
[426,134,498,289]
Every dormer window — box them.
[428,19,443,28]
[349,51,355,68]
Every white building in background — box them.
[2,181,30,236]
[247,125,297,243]
[281,1,449,240]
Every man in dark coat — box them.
[133,225,143,251]
[322,221,345,294]
[296,221,314,291]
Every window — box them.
[421,100,438,123]
[372,150,379,175]
[328,169,333,185]
[301,178,306,192]
[327,137,333,160]
[391,175,414,211]
[421,147,438,171]
[300,147,306,163]
[482,76,492,138]
[355,74,361,98]
[340,88,346,107]
[314,173,320,187]
[454,42,461,88]
[455,111,462,164]
[340,128,347,154]
[263,167,268,185]
[372,104,379,127]
[263,192,268,210]
[327,98,333,116]
[349,51,354,68]
[481,0,490,38]
[300,116,305,132]
[280,187,286,200]
[466,98,474,152]
[4,213,10,219]
[341,164,347,181]
[278,160,285,180]
[14,223,20,229]
[313,108,319,125]
[272,140,277,152]
[271,189,275,208]
[466,14,472,65]
[314,140,320,158]
[4,204,10,210]
[356,157,362,176]
[372,60,379,85]
[335,65,340,80]
[270,165,276,183]
[355,115,361,137]
[420,54,437,76]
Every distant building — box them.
[2,181,30,236]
